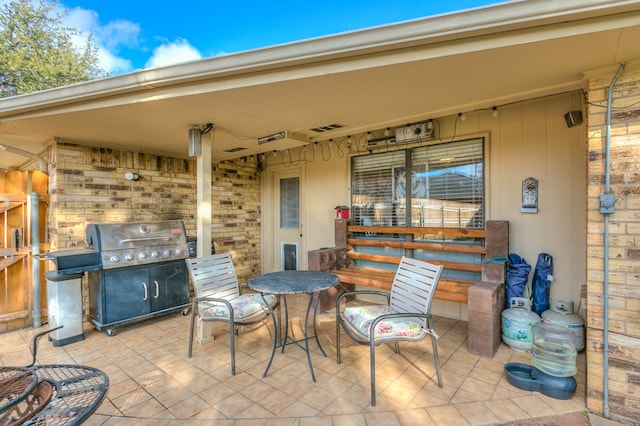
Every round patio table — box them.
[249,270,339,382]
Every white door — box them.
[273,169,303,271]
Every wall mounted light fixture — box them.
[188,123,214,157]
[188,128,202,156]
[564,111,583,128]
[125,172,140,181]
[201,123,214,134]
[258,131,286,144]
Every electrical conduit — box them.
[603,62,625,418]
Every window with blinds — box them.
[351,137,484,228]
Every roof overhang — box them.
[1,0,640,169]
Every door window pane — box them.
[280,177,299,229]
[281,242,298,270]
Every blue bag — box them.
[531,253,553,315]
[506,253,531,308]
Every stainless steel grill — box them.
[85,220,190,336]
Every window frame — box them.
[349,136,486,229]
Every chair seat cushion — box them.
[201,293,276,320]
[344,305,426,340]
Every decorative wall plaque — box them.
[521,177,538,213]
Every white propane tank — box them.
[542,300,585,352]
[501,297,541,352]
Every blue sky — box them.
[55,0,507,75]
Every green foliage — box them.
[0,0,108,97]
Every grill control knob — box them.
[151,250,160,258]
[109,255,120,263]
[163,249,172,257]
[124,253,134,261]
[175,248,184,256]
[138,251,147,260]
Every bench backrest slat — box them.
[348,225,486,239]
[347,238,486,254]
[346,252,483,273]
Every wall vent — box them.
[224,147,247,153]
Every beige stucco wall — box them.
[585,62,640,423]
[280,91,587,320]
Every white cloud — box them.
[144,39,202,69]
[92,19,141,50]
[95,48,133,75]
[61,5,141,74]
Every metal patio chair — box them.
[336,256,444,406]
[186,253,277,376]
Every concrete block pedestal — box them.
[467,281,505,357]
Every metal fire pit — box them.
[0,328,109,425]
[85,220,191,336]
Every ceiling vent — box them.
[224,147,247,153]
[309,123,345,133]
[395,123,433,143]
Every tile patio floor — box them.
[0,294,587,425]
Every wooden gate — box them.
[1,170,48,332]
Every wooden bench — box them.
[309,220,509,312]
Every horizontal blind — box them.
[412,138,484,227]
[351,151,405,227]
[351,138,484,228]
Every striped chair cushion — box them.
[344,305,427,340]
[201,293,276,320]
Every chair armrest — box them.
[373,311,431,321]
[193,296,231,304]
[336,289,390,307]
[192,296,246,322]
[192,296,234,314]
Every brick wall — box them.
[210,158,262,279]
[586,63,640,423]
[48,141,262,283]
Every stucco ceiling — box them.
[1,1,640,171]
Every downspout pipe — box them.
[31,192,41,328]
[602,62,625,419]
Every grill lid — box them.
[86,220,188,251]
[85,220,189,269]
